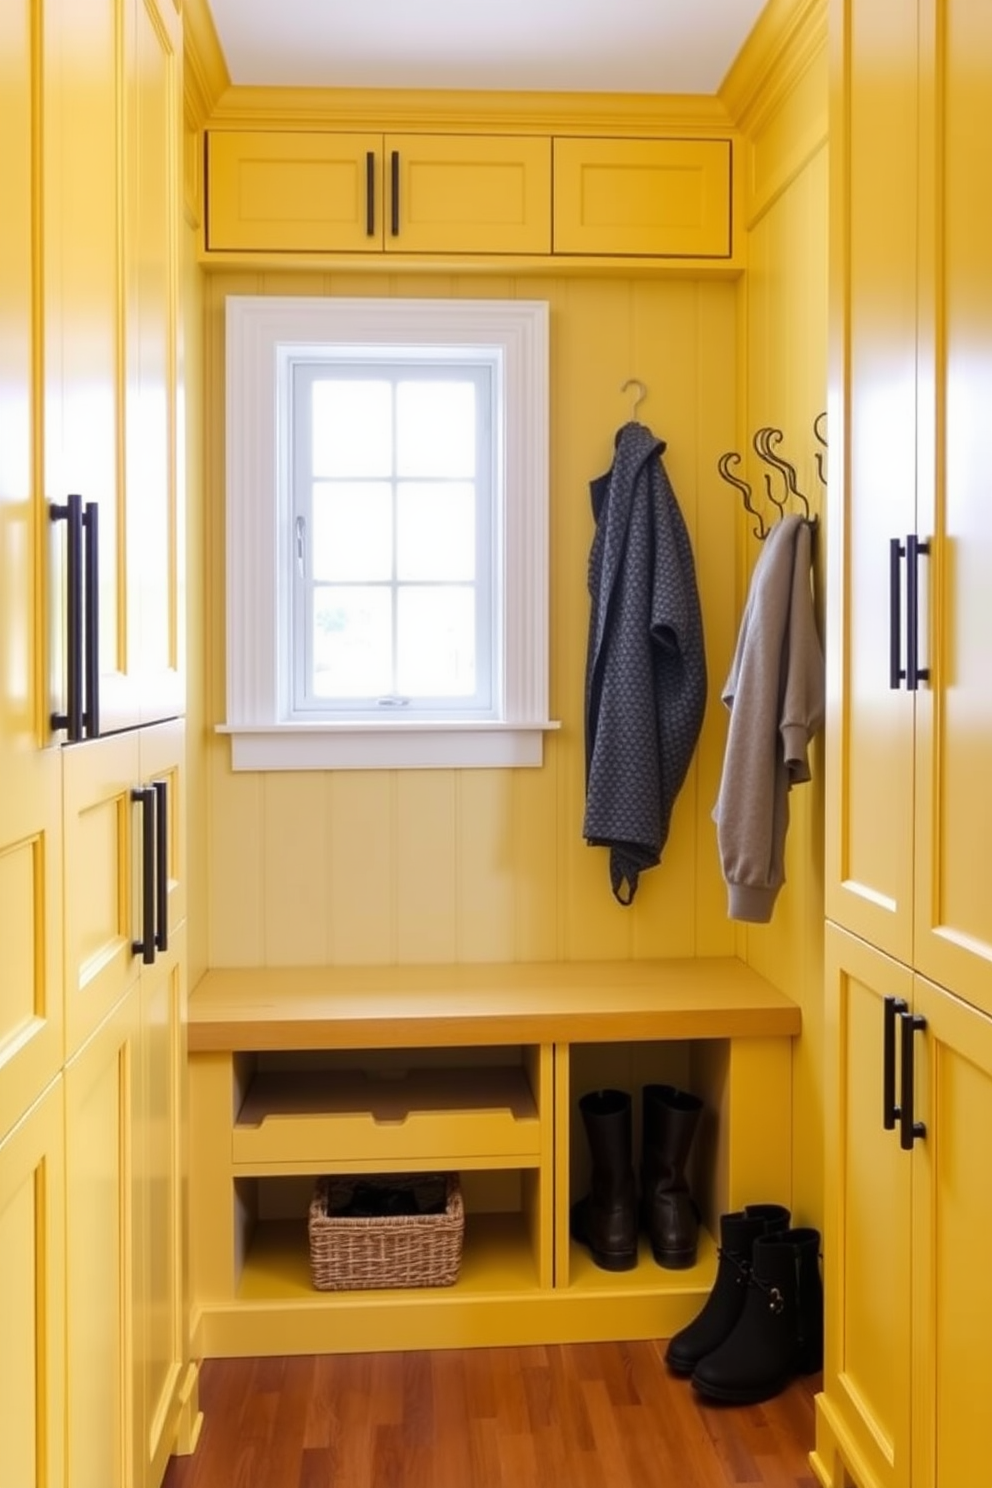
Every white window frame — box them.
[221,295,555,770]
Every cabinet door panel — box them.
[824,924,912,1488]
[911,979,992,1488]
[825,0,918,960]
[206,131,383,252]
[65,991,139,1488]
[553,138,731,258]
[126,0,184,726]
[140,716,186,936]
[0,1080,65,1488]
[0,0,65,1141]
[913,0,992,1016]
[42,0,138,734]
[63,731,142,1057]
[388,134,551,254]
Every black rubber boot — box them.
[640,1084,703,1268]
[570,1089,638,1272]
[664,1203,790,1375]
[690,1226,824,1404]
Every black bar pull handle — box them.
[51,493,84,740]
[390,149,400,237]
[366,150,375,237]
[132,786,157,965]
[883,995,908,1129]
[154,779,169,953]
[83,500,100,738]
[906,534,931,691]
[889,537,905,689]
[899,1010,927,1151]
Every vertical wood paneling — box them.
[202,270,742,968]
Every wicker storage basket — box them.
[308,1173,464,1291]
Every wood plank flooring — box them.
[163,1344,821,1487]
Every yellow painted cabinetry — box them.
[819,0,992,1481]
[817,925,992,1488]
[44,0,183,736]
[553,137,733,258]
[204,128,735,261]
[206,130,553,254]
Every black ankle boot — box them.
[640,1084,703,1268]
[690,1226,823,1404]
[664,1203,790,1375]
[570,1089,638,1272]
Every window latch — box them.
[295,515,306,576]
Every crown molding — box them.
[204,84,736,137]
[182,0,230,132]
[719,0,827,132]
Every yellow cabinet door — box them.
[0,0,65,1142]
[206,130,552,255]
[820,923,913,1488]
[65,989,140,1488]
[911,978,992,1488]
[386,134,551,254]
[824,0,919,962]
[139,717,186,938]
[206,130,384,252]
[42,0,138,734]
[553,138,732,257]
[124,0,184,728]
[135,925,187,1488]
[0,1080,66,1488]
[63,730,142,1058]
[911,0,992,1018]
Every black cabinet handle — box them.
[899,1011,927,1150]
[883,995,908,1129]
[83,500,99,737]
[51,494,84,740]
[906,534,930,691]
[390,149,400,237]
[132,787,156,964]
[154,779,169,953]
[366,150,375,237]
[889,537,905,689]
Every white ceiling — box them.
[206,0,767,96]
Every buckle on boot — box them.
[768,1286,784,1315]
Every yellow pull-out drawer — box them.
[553,137,732,258]
[233,1064,542,1168]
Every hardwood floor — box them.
[163,1343,821,1487]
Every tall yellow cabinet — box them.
[816,0,992,1485]
[0,0,191,1485]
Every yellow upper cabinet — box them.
[205,130,552,254]
[826,0,992,1018]
[553,137,732,257]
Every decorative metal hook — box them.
[620,378,647,422]
[754,426,811,521]
[813,411,828,486]
[717,450,770,540]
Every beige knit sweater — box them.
[713,515,824,922]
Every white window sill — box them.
[217,720,561,771]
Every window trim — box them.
[222,294,555,770]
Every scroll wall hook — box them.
[717,451,770,540]
[813,411,828,485]
[620,378,647,421]
[754,426,812,521]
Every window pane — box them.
[397,482,475,581]
[312,482,393,581]
[397,587,475,696]
[396,381,475,477]
[313,586,392,698]
[312,380,392,477]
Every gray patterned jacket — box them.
[583,421,707,904]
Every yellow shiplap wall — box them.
[200,272,741,965]
[722,0,828,1229]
